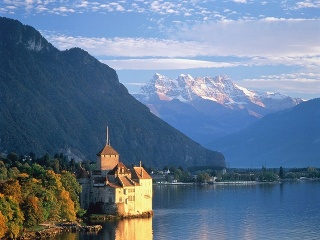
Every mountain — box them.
[208,98,320,168]
[0,17,225,168]
[133,73,303,145]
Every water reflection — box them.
[110,218,152,240]
[56,183,320,240]
[54,217,152,240]
[101,218,153,240]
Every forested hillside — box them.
[0,17,225,168]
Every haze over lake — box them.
[56,181,320,240]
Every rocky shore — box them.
[89,210,154,221]
[18,222,102,239]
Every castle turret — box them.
[96,127,119,174]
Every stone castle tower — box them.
[96,127,119,175]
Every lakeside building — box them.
[77,130,153,217]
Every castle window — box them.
[109,197,112,203]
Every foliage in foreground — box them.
[0,152,83,239]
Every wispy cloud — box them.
[232,0,248,3]
[45,34,217,57]
[101,58,237,70]
[0,0,200,17]
[44,17,320,69]
[240,72,320,95]
[150,1,181,14]
[178,18,320,58]
[293,0,320,9]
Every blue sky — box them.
[1,0,319,99]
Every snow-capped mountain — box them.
[133,73,303,146]
[138,73,302,112]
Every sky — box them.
[1,0,319,100]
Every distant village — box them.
[150,165,320,184]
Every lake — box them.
[55,181,320,239]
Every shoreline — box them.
[17,211,154,239]
[89,210,154,222]
[154,181,267,185]
[154,178,320,186]
[18,222,102,240]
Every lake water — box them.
[55,181,320,239]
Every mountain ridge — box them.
[137,73,303,111]
[133,73,303,145]
[208,98,320,168]
[0,17,225,168]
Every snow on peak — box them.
[139,73,301,110]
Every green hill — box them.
[0,17,225,168]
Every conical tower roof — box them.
[96,126,119,156]
[96,144,119,156]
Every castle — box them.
[77,129,153,217]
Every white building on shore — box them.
[77,129,153,217]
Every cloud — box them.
[100,58,237,70]
[232,0,248,3]
[47,17,320,59]
[100,56,320,71]
[248,56,320,68]
[239,72,320,95]
[45,20,320,69]
[178,18,320,58]
[46,18,320,62]
[150,1,181,14]
[124,82,146,87]
[293,0,320,9]
[50,6,75,14]
[46,34,217,57]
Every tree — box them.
[50,159,60,173]
[7,167,20,179]
[59,190,76,221]
[59,154,68,171]
[43,153,51,167]
[279,166,285,179]
[29,164,46,179]
[21,195,44,228]
[7,152,19,164]
[0,211,8,238]
[0,161,8,180]
[0,194,24,239]
[174,169,183,182]
[69,158,76,172]
[60,171,81,214]
[0,179,23,204]
[197,172,210,184]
